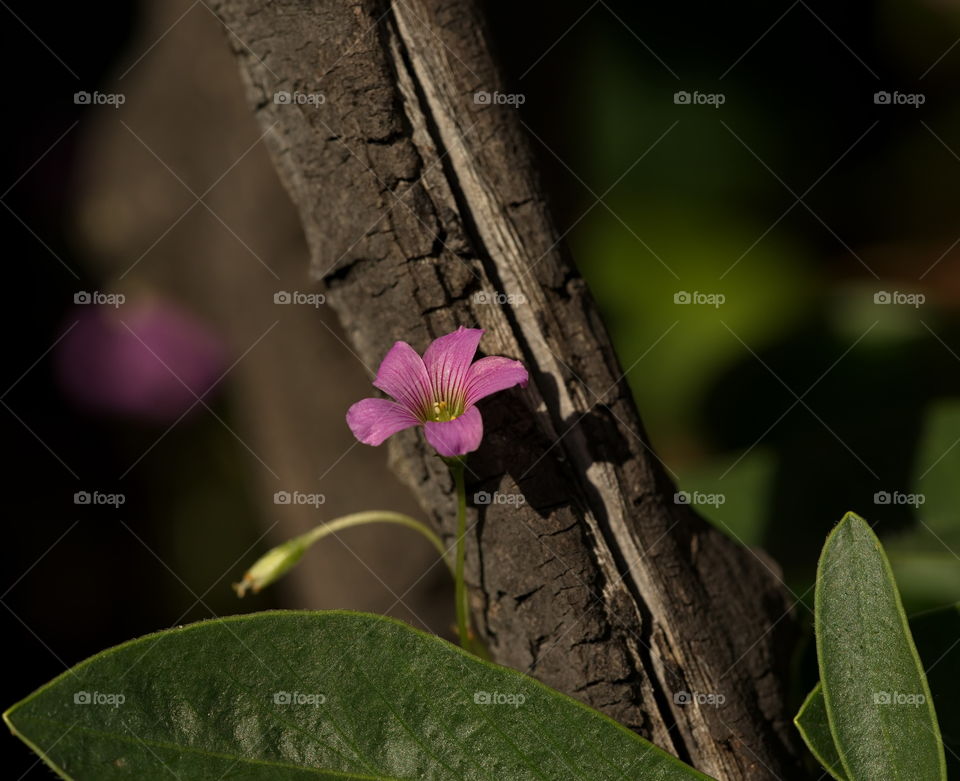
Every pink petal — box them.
[424,406,483,457]
[372,341,431,418]
[423,327,483,404]
[346,398,419,446]
[465,356,528,407]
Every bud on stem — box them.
[233,511,450,597]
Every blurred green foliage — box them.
[559,6,960,616]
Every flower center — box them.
[431,399,462,422]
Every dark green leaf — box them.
[798,603,960,780]
[815,512,946,780]
[5,610,714,780]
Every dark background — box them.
[3,0,959,776]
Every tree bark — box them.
[212,1,803,777]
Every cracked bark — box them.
[212,1,804,778]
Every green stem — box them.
[451,461,470,649]
[300,511,448,561]
[234,511,450,597]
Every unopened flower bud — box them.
[232,536,309,597]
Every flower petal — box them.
[424,406,483,457]
[423,327,483,405]
[464,356,528,407]
[346,398,419,446]
[372,341,432,418]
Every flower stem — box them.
[299,511,448,560]
[450,461,470,649]
[234,511,449,597]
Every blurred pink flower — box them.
[55,299,225,423]
[347,327,527,457]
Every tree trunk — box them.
[212,1,803,777]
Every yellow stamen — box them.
[433,399,462,422]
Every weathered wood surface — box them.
[212,1,802,777]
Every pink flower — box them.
[55,299,225,423]
[347,327,528,458]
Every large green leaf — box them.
[815,512,946,780]
[797,603,960,780]
[5,610,713,780]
